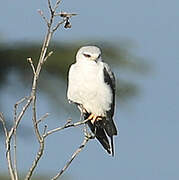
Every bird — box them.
[67,46,117,156]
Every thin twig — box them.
[2,0,78,180]
[43,125,48,135]
[43,119,89,138]
[13,135,18,180]
[8,96,33,139]
[25,139,45,180]
[25,1,64,179]
[3,96,32,180]
[0,113,8,137]
[43,51,53,62]
[38,9,50,27]
[0,114,16,180]
[36,113,50,125]
[6,141,16,180]
[13,101,19,180]
[1,96,32,180]
[12,96,29,180]
[30,30,53,144]
[52,19,66,32]
[54,0,62,12]
[48,0,54,15]
[27,58,36,75]
[51,136,91,180]
[15,96,29,107]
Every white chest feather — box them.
[67,61,112,116]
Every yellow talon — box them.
[87,114,102,124]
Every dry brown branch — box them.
[2,0,80,179]
[48,0,53,14]
[38,9,50,27]
[44,51,53,62]
[27,58,36,75]
[54,0,62,12]
[51,135,92,180]
[25,139,45,180]
[52,19,66,32]
[13,101,20,180]
[0,112,8,137]
[0,113,16,180]
[43,119,89,138]
[13,96,32,180]
[1,96,32,180]
[13,127,18,180]
[15,96,29,108]
[36,113,50,125]
[8,96,33,139]
[26,0,75,179]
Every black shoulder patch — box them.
[103,67,115,118]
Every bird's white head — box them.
[76,46,102,63]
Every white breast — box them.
[67,61,112,116]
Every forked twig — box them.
[36,113,50,125]
[26,0,76,179]
[27,58,36,75]
[48,0,53,14]
[1,0,79,180]
[44,51,53,62]
[52,19,66,32]
[0,113,15,180]
[38,9,50,27]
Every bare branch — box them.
[38,9,50,27]
[54,0,62,12]
[32,96,42,142]
[13,129,18,180]
[13,101,19,180]
[43,125,48,135]
[1,0,78,179]
[44,51,53,62]
[25,1,65,178]
[36,113,50,125]
[3,96,32,180]
[13,96,29,180]
[43,119,89,138]
[0,114,16,180]
[25,139,45,180]
[0,113,8,138]
[1,95,32,180]
[27,58,36,75]
[8,96,33,139]
[52,19,66,32]
[53,12,77,30]
[15,96,29,108]
[6,143,16,180]
[51,135,91,180]
[48,0,54,15]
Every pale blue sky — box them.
[0,0,179,180]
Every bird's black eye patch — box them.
[83,53,91,58]
[97,54,101,59]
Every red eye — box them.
[83,53,91,58]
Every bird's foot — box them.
[87,114,103,124]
